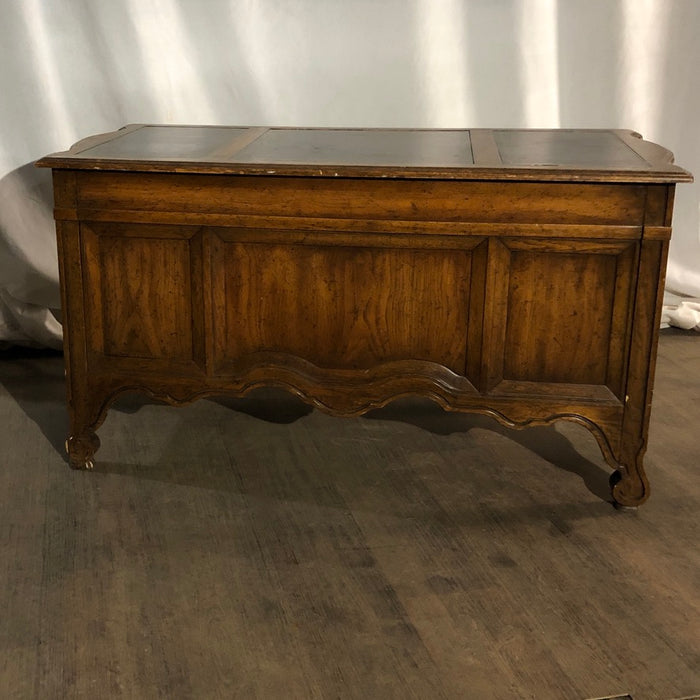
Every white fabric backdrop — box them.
[2,0,699,347]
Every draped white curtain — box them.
[2,0,699,347]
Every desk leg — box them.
[65,377,103,470]
[610,237,668,508]
[66,430,100,471]
[610,452,648,510]
[57,218,103,470]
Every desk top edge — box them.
[35,124,694,183]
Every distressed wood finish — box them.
[37,126,692,506]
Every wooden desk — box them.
[37,126,692,507]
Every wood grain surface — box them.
[215,238,472,372]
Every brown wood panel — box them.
[491,380,619,403]
[501,244,627,387]
[497,237,637,402]
[83,224,195,361]
[55,221,85,408]
[74,172,648,226]
[52,170,77,209]
[643,185,672,227]
[480,238,511,392]
[209,229,482,250]
[465,239,488,387]
[54,208,645,241]
[503,251,613,384]
[605,242,638,398]
[613,237,671,507]
[213,235,473,374]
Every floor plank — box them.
[0,331,698,699]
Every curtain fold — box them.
[1,0,698,346]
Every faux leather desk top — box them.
[37,125,693,183]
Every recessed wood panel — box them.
[214,238,472,373]
[95,233,193,360]
[503,250,618,385]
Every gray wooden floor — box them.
[1,330,698,700]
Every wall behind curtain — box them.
[1,0,698,346]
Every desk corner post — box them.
[610,194,672,507]
[55,206,104,471]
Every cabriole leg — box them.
[610,448,649,509]
[65,394,104,470]
[66,431,101,470]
